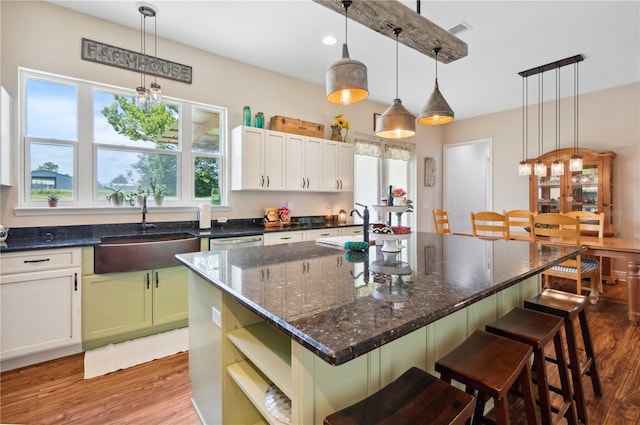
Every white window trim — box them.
[17,67,228,216]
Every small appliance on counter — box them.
[264,207,279,227]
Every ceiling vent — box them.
[448,21,471,36]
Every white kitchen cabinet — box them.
[285,134,323,191]
[322,141,353,192]
[263,230,306,246]
[339,226,364,237]
[1,87,11,186]
[0,248,82,370]
[231,126,285,191]
[306,228,340,241]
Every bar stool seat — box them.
[486,307,578,425]
[323,367,475,425]
[524,288,602,424]
[435,330,539,425]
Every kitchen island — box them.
[177,232,583,425]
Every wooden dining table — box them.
[543,236,640,322]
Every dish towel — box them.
[315,235,363,249]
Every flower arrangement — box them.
[334,114,350,130]
[392,188,407,198]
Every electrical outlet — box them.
[211,306,221,328]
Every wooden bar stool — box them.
[435,330,539,425]
[524,289,602,424]
[324,367,475,425]
[485,307,578,425]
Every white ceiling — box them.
[49,1,640,120]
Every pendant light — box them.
[518,76,532,176]
[550,67,564,176]
[135,5,161,110]
[375,28,415,139]
[149,7,161,106]
[534,73,547,177]
[417,47,454,125]
[325,0,368,105]
[569,61,583,172]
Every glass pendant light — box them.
[325,1,368,105]
[569,61,583,172]
[534,73,547,177]
[135,5,161,110]
[417,47,454,125]
[551,68,564,176]
[518,76,532,176]
[375,28,415,139]
[149,10,162,106]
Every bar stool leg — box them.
[579,310,603,396]
[519,362,539,425]
[553,331,579,425]
[563,316,588,424]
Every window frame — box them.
[17,68,228,214]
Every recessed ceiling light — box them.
[322,35,337,45]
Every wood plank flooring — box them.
[1,281,639,424]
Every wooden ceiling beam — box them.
[313,0,468,63]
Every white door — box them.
[444,139,492,234]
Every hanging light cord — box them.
[154,15,158,84]
[434,48,440,83]
[343,1,350,45]
[538,73,542,156]
[556,67,560,161]
[394,28,401,99]
[140,12,145,88]
[574,62,579,156]
[521,76,526,161]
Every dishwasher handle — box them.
[210,236,263,246]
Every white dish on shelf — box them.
[368,232,411,241]
[372,204,410,213]
[265,383,291,424]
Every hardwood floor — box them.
[1,281,639,425]
[1,351,199,424]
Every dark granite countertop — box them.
[0,218,361,253]
[176,232,584,365]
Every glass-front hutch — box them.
[528,147,615,235]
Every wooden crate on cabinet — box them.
[527,147,615,235]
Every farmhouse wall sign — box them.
[81,38,192,84]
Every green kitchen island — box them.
[176,232,582,425]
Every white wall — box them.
[0,1,415,228]
[1,1,637,239]
[442,83,640,240]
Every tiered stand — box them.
[370,205,412,252]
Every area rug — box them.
[83,327,188,379]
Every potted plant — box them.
[150,179,166,206]
[153,187,166,206]
[47,194,59,207]
[106,187,125,206]
[135,186,148,206]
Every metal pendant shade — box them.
[417,47,454,126]
[326,1,368,105]
[376,28,415,139]
[326,44,368,105]
[376,99,415,138]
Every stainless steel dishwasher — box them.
[209,235,264,250]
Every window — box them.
[20,69,226,208]
[353,134,413,226]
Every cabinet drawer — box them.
[306,228,340,241]
[1,248,81,275]
[263,231,305,246]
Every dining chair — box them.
[470,211,510,240]
[563,211,605,292]
[503,209,535,241]
[432,209,451,234]
[532,213,600,296]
